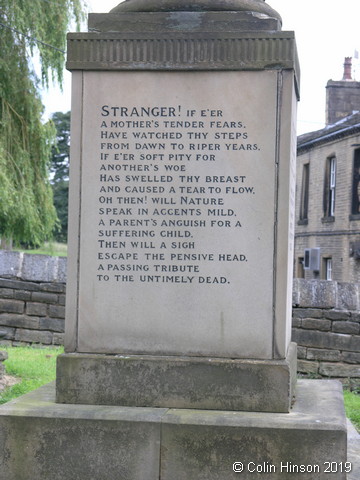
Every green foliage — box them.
[0,0,85,246]
[51,111,70,242]
[0,346,64,405]
[51,111,70,182]
[52,180,69,242]
[15,241,67,257]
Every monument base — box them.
[0,380,347,480]
[56,343,297,413]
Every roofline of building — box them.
[297,122,360,153]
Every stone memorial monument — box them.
[0,1,348,479]
[57,0,298,413]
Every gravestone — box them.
[0,2,348,479]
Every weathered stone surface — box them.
[57,257,67,283]
[292,307,323,319]
[296,280,336,308]
[56,343,297,413]
[0,278,38,291]
[347,419,360,480]
[66,67,296,361]
[110,0,282,19]
[58,294,66,306]
[89,10,281,34]
[0,253,67,289]
[332,321,360,335]
[297,346,307,359]
[307,348,341,362]
[14,329,52,345]
[0,380,347,480]
[292,278,301,306]
[26,302,48,317]
[292,328,360,352]
[319,362,360,378]
[292,317,302,328]
[31,292,58,304]
[0,327,15,340]
[39,282,65,294]
[22,254,58,283]
[324,310,351,321]
[337,282,359,310]
[67,30,298,78]
[302,318,331,331]
[0,288,14,299]
[39,317,65,333]
[0,350,8,362]
[13,290,32,301]
[0,313,39,330]
[0,299,24,314]
[342,351,360,364]
[48,305,65,319]
[297,359,319,375]
[0,250,22,277]
[0,383,164,480]
[53,333,65,345]
[161,379,347,480]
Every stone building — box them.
[294,58,360,282]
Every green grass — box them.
[0,346,63,405]
[14,242,67,257]
[344,390,360,431]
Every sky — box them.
[41,0,360,135]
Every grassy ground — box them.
[14,242,67,257]
[0,346,63,405]
[0,346,359,432]
[344,390,360,431]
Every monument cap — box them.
[111,0,282,22]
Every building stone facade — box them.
[294,58,360,282]
[326,57,360,125]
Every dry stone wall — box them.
[293,279,360,385]
[0,251,66,347]
[0,252,359,382]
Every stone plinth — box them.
[0,380,347,480]
[56,342,297,412]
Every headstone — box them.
[57,0,299,412]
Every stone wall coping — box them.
[0,251,67,284]
[293,278,360,311]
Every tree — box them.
[51,111,71,243]
[0,0,84,247]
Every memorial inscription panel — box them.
[73,70,282,358]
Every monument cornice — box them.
[110,0,281,22]
[67,30,300,97]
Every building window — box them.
[299,164,310,223]
[297,257,305,278]
[351,149,360,215]
[323,258,333,280]
[323,156,336,218]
